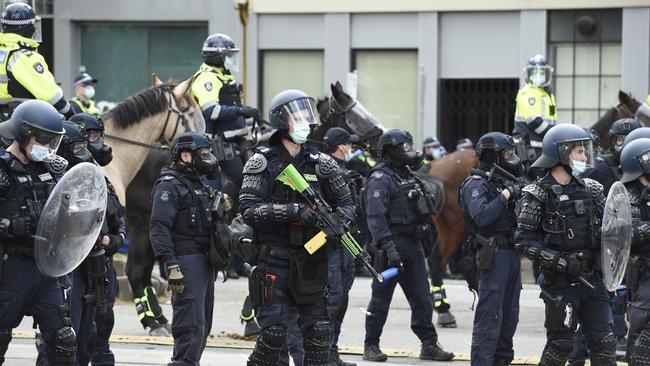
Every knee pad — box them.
[303,321,332,366]
[589,333,616,366]
[47,326,76,366]
[630,330,650,366]
[247,325,286,366]
[539,339,573,366]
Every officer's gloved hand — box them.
[297,204,319,226]
[381,240,402,268]
[223,193,233,212]
[564,253,588,278]
[9,215,31,237]
[238,106,262,120]
[166,265,185,294]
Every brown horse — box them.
[591,90,647,150]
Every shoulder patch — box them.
[33,62,44,74]
[316,153,338,178]
[370,171,384,180]
[522,183,548,201]
[243,153,267,174]
[582,178,604,195]
[160,191,170,202]
[528,97,535,106]
[204,81,213,91]
[471,188,479,198]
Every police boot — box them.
[329,358,357,366]
[436,311,457,328]
[363,343,387,362]
[493,356,512,366]
[589,333,617,366]
[539,339,572,366]
[419,337,454,361]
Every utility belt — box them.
[471,233,513,271]
[173,240,209,256]
[391,224,431,239]
[1,243,34,257]
[627,255,650,293]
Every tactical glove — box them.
[297,204,319,226]
[564,253,588,278]
[10,215,31,237]
[238,106,261,120]
[223,193,233,212]
[381,240,402,268]
[167,265,185,294]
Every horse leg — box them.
[428,223,457,328]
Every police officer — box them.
[422,137,447,164]
[192,33,259,194]
[582,118,641,195]
[0,100,75,365]
[240,89,354,366]
[0,3,73,118]
[149,132,222,365]
[70,113,124,365]
[514,124,616,366]
[69,73,101,116]
[512,55,557,175]
[619,137,650,365]
[363,129,454,362]
[459,132,523,366]
[323,127,360,366]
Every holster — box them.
[248,266,276,308]
[85,247,108,313]
[415,225,433,257]
[627,256,644,293]
[211,134,227,162]
[475,234,497,271]
[458,255,478,292]
[540,289,577,331]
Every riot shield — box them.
[35,162,107,277]
[601,181,632,292]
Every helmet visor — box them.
[557,138,594,167]
[525,65,553,87]
[272,97,320,128]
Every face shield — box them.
[557,139,594,175]
[525,65,553,87]
[27,131,62,162]
[273,97,320,129]
[30,14,41,42]
[222,50,238,72]
[499,148,524,177]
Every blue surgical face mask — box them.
[83,86,95,99]
[289,123,310,145]
[571,160,587,177]
[433,147,446,160]
[344,147,353,161]
[29,144,52,162]
[224,56,237,72]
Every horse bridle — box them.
[105,90,193,151]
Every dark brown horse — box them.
[591,90,647,149]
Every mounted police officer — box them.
[69,73,101,116]
[582,118,641,195]
[514,124,616,366]
[363,129,454,362]
[240,89,354,366]
[422,137,447,164]
[0,3,73,118]
[0,100,75,365]
[459,132,523,366]
[69,113,124,365]
[192,33,259,194]
[149,132,223,365]
[323,127,360,366]
[619,137,650,365]
[512,55,557,177]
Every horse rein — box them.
[105,90,193,151]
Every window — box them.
[353,50,418,139]
[548,10,622,127]
[261,51,324,118]
[81,24,207,102]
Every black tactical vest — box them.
[216,74,242,107]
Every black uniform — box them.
[581,154,620,195]
[240,144,354,366]
[150,165,216,365]
[514,175,616,366]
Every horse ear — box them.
[619,90,631,104]
[173,75,195,98]
[152,73,163,86]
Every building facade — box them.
[52,0,650,148]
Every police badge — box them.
[33,62,44,74]
[204,82,213,91]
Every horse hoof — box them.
[437,312,457,328]
[163,322,172,333]
[149,326,170,337]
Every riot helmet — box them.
[0,100,64,162]
[268,89,319,145]
[69,113,112,166]
[475,132,523,177]
[201,33,239,71]
[456,137,473,150]
[524,54,553,88]
[58,121,93,167]
[378,129,422,170]
[531,124,594,175]
[609,118,641,158]
[171,132,218,178]
[620,138,650,184]
[624,127,650,147]
[1,3,40,41]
